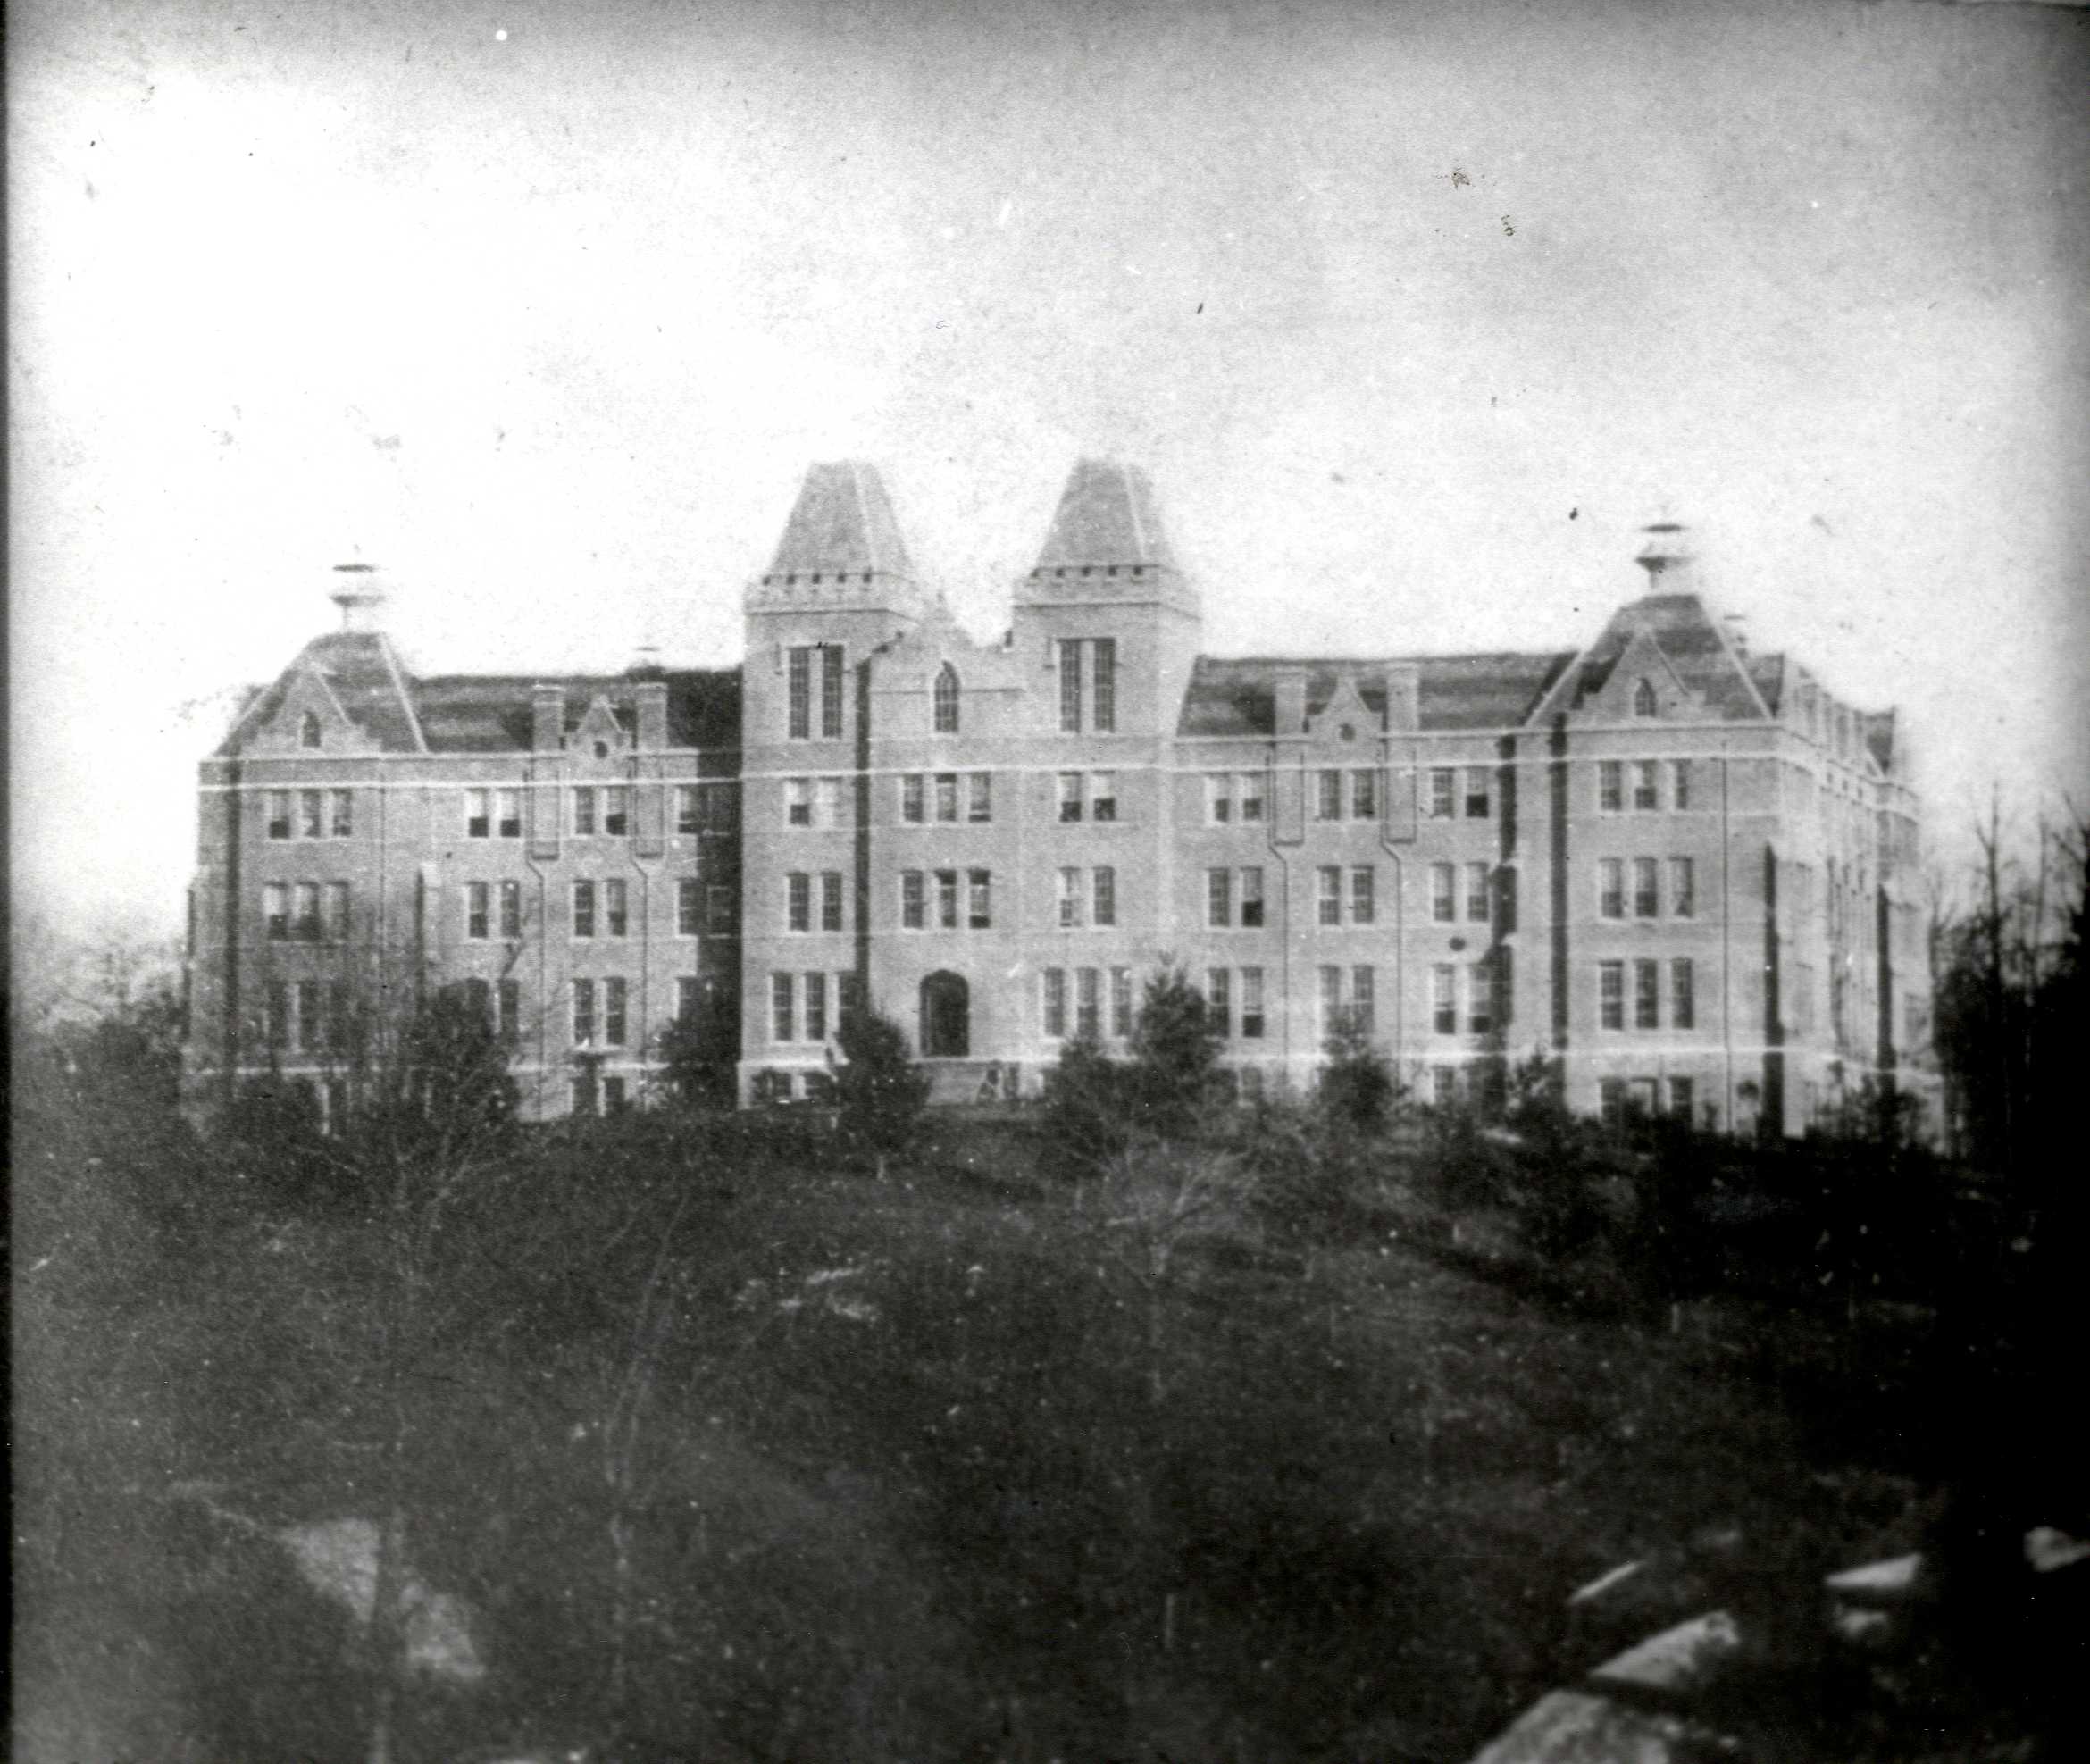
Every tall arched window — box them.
[932,663,960,734]
[299,710,323,748]
[1632,678,1658,718]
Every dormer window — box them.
[1633,678,1658,718]
[299,711,322,748]
[933,663,960,734]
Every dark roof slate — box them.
[1033,459,1177,572]
[765,461,913,580]
[410,669,742,754]
[1177,651,1574,737]
[1553,593,1767,721]
[218,631,423,756]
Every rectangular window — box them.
[497,789,522,840]
[814,776,843,828]
[969,869,992,931]
[605,877,629,938]
[1092,639,1116,732]
[326,881,351,942]
[1600,960,1625,1030]
[497,979,520,1041]
[1058,867,1083,929]
[572,880,596,939]
[1317,866,1342,926]
[573,978,598,1046]
[1207,867,1232,928]
[263,882,288,941]
[821,646,844,740]
[1241,967,1266,1039]
[1058,772,1083,823]
[1239,772,1265,823]
[1240,866,1265,928]
[1350,865,1375,925]
[1432,862,1457,924]
[821,871,844,933]
[786,777,811,826]
[1600,1077,1626,1126]
[297,980,323,1054]
[707,884,734,933]
[463,978,492,1032]
[1599,858,1625,920]
[787,873,810,932]
[294,882,321,941]
[266,981,288,1049]
[573,787,598,836]
[267,790,292,840]
[604,977,627,1048]
[1467,962,1492,1036]
[330,789,353,838]
[1316,769,1342,821]
[1668,1075,1694,1120]
[1599,761,1623,813]
[1671,958,1696,1030]
[900,871,925,930]
[1464,767,1491,818]
[676,975,700,1022]
[1428,768,1456,819]
[936,870,959,931]
[1350,965,1375,1036]
[1669,857,1695,919]
[1671,760,1692,811]
[1465,862,1490,924]
[1633,857,1659,919]
[300,790,323,840]
[601,1076,627,1115]
[1076,968,1100,1040]
[1207,773,1233,823]
[1092,866,1116,927]
[603,788,632,838]
[1089,772,1116,823]
[968,772,992,823]
[467,882,490,941]
[1042,968,1067,1038]
[676,784,701,835]
[465,789,490,839]
[934,773,958,823]
[678,878,701,937]
[1111,967,1133,1038]
[1321,966,1344,1039]
[1351,769,1379,821]
[772,972,794,1041]
[1634,958,1660,1029]
[498,880,521,940]
[1432,964,1457,1035]
[899,773,923,823]
[1634,760,1659,813]
[1207,968,1232,1038]
[802,973,827,1042]
[788,647,811,740]
[1058,640,1083,733]
[1632,1078,1659,1120]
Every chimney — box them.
[531,684,564,753]
[1721,614,1749,659]
[1274,667,1309,736]
[330,562,388,632]
[1379,664,1421,732]
[633,681,669,751]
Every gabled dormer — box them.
[568,695,631,767]
[1305,673,1380,747]
[1578,625,1707,723]
[247,662,370,756]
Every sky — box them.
[11,0,2089,945]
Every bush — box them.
[834,1005,929,1160]
[652,980,740,1110]
[1317,1017,1396,1135]
[1124,964,1223,1141]
[1042,1033,1134,1176]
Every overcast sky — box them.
[11,0,2088,942]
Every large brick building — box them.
[186,460,1935,1135]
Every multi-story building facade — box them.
[187,461,1935,1136]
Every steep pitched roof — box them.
[1032,459,1177,572]
[764,460,913,580]
[218,631,425,756]
[410,670,741,754]
[1540,593,1769,722]
[1746,652,1788,715]
[1177,651,1573,737]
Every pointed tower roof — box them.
[1032,458,1177,573]
[762,460,914,581]
[1016,459,1199,618]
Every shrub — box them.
[1041,1034,1133,1176]
[1317,1017,1395,1135]
[834,1005,929,1161]
[1124,964,1223,1141]
[652,980,740,1110]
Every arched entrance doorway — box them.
[919,971,970,1058]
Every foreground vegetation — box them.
[13,961,2080,1761]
